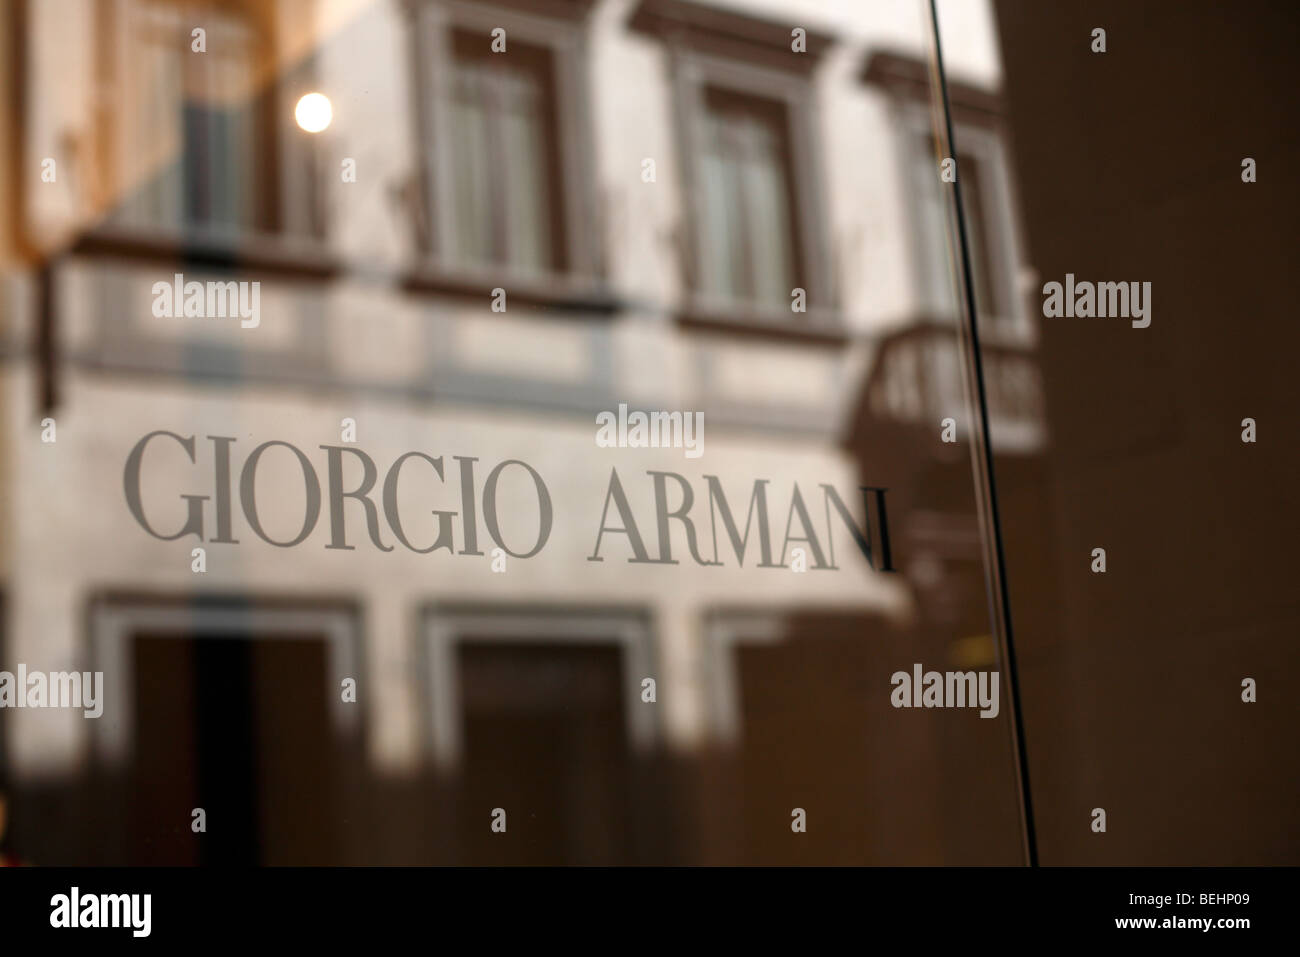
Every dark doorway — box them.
[453,642,633,864]
[129,631,339,865]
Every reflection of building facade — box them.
[0,0,1042,863]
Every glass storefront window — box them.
[0,0,1035,866]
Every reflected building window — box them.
[114,1,266,234]
[862,51,1029,341]
[913,133,1007,327]
[410,1,600,288]
[447,33,562,274]
[630,0,836,331]
[697,88,799,309]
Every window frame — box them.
[694,84,804,309]
[899,104,1032,344]
[418,604,657,769]
[444,28,565,274]
[98,0,285,240]
[863,50,1034,347]
[407,0,601,290]
[702,611,787,745]
[630,0,838,339]
[87,593,363,767]
[74,0,342,280]
[674,51,837,333]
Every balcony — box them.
[858,320,1046,460]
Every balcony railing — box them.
[861,320,1046,456]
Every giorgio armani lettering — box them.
[122,431,895,572]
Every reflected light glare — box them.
[294,93,333,133]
